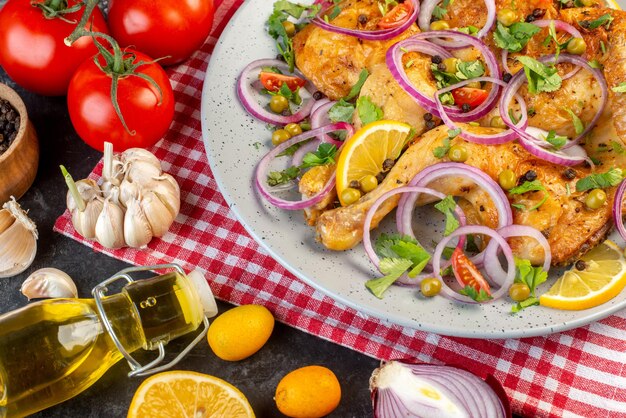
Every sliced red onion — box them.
[312,0,419,41]
[254,122,353,210]
[432,225,516,303]
[310,97,331,116]
[483,224,552,287]
[613,179,626,241]
[310,99,343,147]
[532,19,584,40]
[291,139,320,167]
[434,76,528,144]
[371,361,509,418]
[417,0,496,40]
[397,163,513,234]
[385,38,453,114]
[362,186,466,277]
[501,49,511,75]
[237,59,316,125]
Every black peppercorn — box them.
[575,260,587,271]
[461,103,471,113]
[525,15,536,23]
[376,172,386,183]
[503,72,512,83]
[523,170,537,182]
[532,8,546,18]
[424,112,433,121]
[0,99,20,155]
[313,91,325,101]
[431,55,443,65]
[358,14,368,25]
[562,168,576,180]
[349,180,361,189]
[382,158,395,172]
[425,120,436,129]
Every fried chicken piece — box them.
[315,124,620,266]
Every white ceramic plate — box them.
[201,0,626,338]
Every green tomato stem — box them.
[48,0,64,11]
[64,0,101,46]
[60,165,86,212]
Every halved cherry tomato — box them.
[378,2,413,29]
[450,247,492,295]
[451,87,489,109]
[259,72,306,92]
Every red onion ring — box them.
[237,59,316,125]
[310,99,343,146]
[254,122,353,210]
[434,76,528,144]
[397,163,513,234]
[432,225,516,303]
[613,179,626,241]
[312,0,419,41]
[482,224,551,287]
[417,0,496,41]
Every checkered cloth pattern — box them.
[54,0,626,416]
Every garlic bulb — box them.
[21,268,78,300]
[62,142,180,249]
[0,197,38,278]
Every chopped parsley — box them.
[543,130,568,149]
[366,234,431,298]
[516,56,562,94]
[433,129,460,158]
[432,0,452,20]
[357,96,383,125]
[579,13,614,30]
[511,258,547,313]
[563,108,585,135]
[267,143,337,186]
[493,22,541,53]
[267,166,300,186]
[434,195,460,236]
[612,82,626,93]
[509,180,549,211]
[378,0,398,16]
[576,168,625,192]
[460,286,492,302]
[327,69,371,124]
[456,60,485,80]
[345,69,370,101]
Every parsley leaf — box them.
[267,166,300,186]
[511,258,547,313]
[612,82,626,93]
[434,195,460,236]
[543,130,568,149]
[579,13,614,30]
[516,56,562,94]
[460,286,493,302]
[267,10,295,72]
[433,137,451,158]
[273,0,311,18]
[493,22,541,53]
[576,167,625,191]
[432,0,451,19]
[563,108,585,135]
[277,142,303,157]
[367,234,431,298]
[456,60,485,80]
[357,96,383,125]
[345,69,370,101]
[509,180,549,211]
[301,143,337,168]
[328,99,355,123]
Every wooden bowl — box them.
[0,83,39,203]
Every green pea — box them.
[442,57,459,74]
[566,38,587,55]
[509,283,531,302]
[270,95,289,114]
[497,8,518,27]
[585,188,607,209]
[448,144,468,162]
[580,0,596,6]
[360,175,379,193]
[272,129,291,146]
[282,21,296,37]
[498,169,517,190]
[430,20,450,31]
[340,187,362,206]
[490,116,507,129]
[420,278,442,297]
[284,123,303,137]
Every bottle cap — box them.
[187,270,218,318]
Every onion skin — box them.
[370,360,511,418]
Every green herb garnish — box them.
[510,258,548,313]
[516,56,562,94]
[576,168,624,192]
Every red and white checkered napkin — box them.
[54,0,626,416]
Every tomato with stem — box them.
[0,0,108,96]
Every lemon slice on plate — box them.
[336,120,412,206]
[127,371,255,418]
[540,240,626,310]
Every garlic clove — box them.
[71,198,104,239]
[124,197,153,248]
[21,268,78,300]
[144,175,181,218]
[141,191,176,237]
[0,198,38,279]
[95,198,126,248]
[125,161,162,184]
[66,179,101,213]
[119,178,140,208]
[121,148,161,169]
[0,209,15,235]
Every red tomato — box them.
[67,49,175,152]
[259,72,306,92]
[0,0,109,96]
[451,87,489,108]
[450,247,492,295]
[378,2,413,29]
[108,0,215,66]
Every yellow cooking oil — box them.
[0,271,205,418]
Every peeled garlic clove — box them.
[66,179,101,213]
[21,268,78,300]
[141,191,176,237]
[0,198,38,279]
[95,199,126,248]
[71,198,103,239]
[124,197,153,248]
